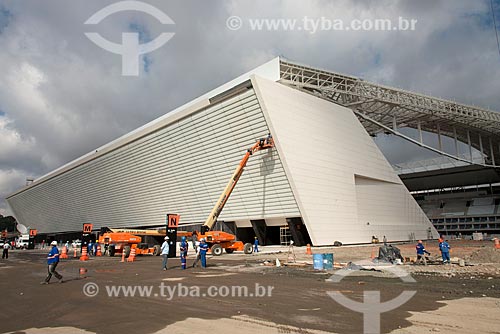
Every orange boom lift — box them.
[98,135,274,257]
[98,228,165,257]
[181,135,275,256]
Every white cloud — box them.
[0,169,26,216]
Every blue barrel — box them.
[323,253,334,270]
[313,254,324,270]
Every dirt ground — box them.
[0,240,499,334]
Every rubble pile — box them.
[466,247,500,264]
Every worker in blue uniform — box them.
[41,241,63,284]
[180,236,188,270]
[199,238,209,268]
[439,238,451,264]
[253,237,259,253]
[415,240,430,265]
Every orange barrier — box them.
[60,246,69,259]
[306,244,312,255]
[127,248,136,262]
[495,238,500,249]
[96,245,102,257]
[79,247,89,261]
[73,247,78,258]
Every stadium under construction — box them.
[6,57,500,245]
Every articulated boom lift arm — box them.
[200,135,274,234]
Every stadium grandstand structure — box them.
[416,186,500,236]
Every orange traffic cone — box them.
[73,247,78,258]
[96,245,102,256]
[120,250,126,263]
[80,247,89,261]
[306,244,312,255]
[494,238,500,249]
[127,248,136,262]
[60,246,69,259]
[370,247,376,260]
[79,267,87,275]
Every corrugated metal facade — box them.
[7,88,300,233]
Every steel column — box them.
[467,130,473,162]
[417,122,423,144]
[437,124,442,151]
[489,138,496,166]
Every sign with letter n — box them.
[167,214,180,228]
[166,214,180,258]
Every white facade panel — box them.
[252,75,438,245]
[7,88,300,233]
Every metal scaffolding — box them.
[279,59,500,167]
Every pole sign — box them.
[166,214,179,258]
[29,229,38,236]
[83,224,93,234]
[82,223,93,248]
[1,230,6,238]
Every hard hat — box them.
[50,241,57,246]
[181,236,186,241]
[164,236,169,240]
[418,240,422,243]
[200,238,205,242]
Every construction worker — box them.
[266,133,273,145]
[180,236,188,270]
[192,238,201,268]
[88,240,93,256]
[161,236,169,270]
[2,241,10,259]
[199,238,209,268]
[191,231,198,250]
[41,241,63,284]
[415,240,430,265]
[439,238,451,264]
[253,237,259,253]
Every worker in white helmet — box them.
[41,241,63,284]
[161,236,170,271]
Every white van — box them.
[16,235,30,249]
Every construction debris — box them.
[466,247,500,264]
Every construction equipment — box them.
[98,228,164,258]
[98,135,275,257]
[194,134,275,256]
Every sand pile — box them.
[466,246,500,263]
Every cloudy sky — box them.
[0,0,499,216]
